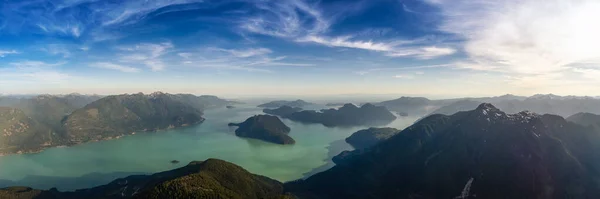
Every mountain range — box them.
[378,94,600,117]
[3,103,600,198]
[284,103,396,127]
[0,92,233,155]
[287,103,600,198]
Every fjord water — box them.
[0,105,419,191]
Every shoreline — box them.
[0,120,205,157]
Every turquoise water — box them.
[0,105,419,191]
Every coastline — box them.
[0,119,205,157]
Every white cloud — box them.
[144,60,166,71]
[385,46,456,59]
[299,35,455,59]
[117,42,173,71]
[417,47,457,59]
[178,53,192,59]
[91,62,141,73]
[40,44,71,57]
[179,47,313,72]
[36,24,83,38]
[101,0,200,26]
[393,74,415,79]
[210,48,273,58]
[242,0,329,38]
[10,60,66,68]
[0,50,19,57]
[355,64,451,75]
[120,54,150,61]
[428,0,600,75]
[299,36,393,51]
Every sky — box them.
[0,0,599,98]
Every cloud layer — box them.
[429,0,600,75]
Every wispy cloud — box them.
[210,48,273,58]
[241,0,330,38]
[393,74,415,79]
[178,53,193,59]
[242,0,455,59]
[10,61,67,68]
[298,35,393,51]
[355,64,452,75]
[386,47,457,59]
[91,62,141,73]
[0,0,204,40]
[178,47,313,72]
[1,61,71,83]
[40,44,72,58]
[117,42,173,71]
[0,50,19,57]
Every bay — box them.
[0,105,419,191]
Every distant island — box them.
[257,100,313,108]
[333,127,399,165]
[226,105,235,109]
[263,105,302,117]
[345,127,399,149]
[228,115,295,145]
[284,103,396,127]
[0,92,234,155]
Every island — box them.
[345,127,400,149]
[228,115,295,145]
[284,103,397,127]
[263,105,302,117]
[257,100,313,108]
[226,105,235,109]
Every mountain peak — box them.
[341,103,359,109]
[476,103,499,112]
[149,91,166,97]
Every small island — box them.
[228,115,295,145]
[226,105,235,109]
[285,103,397,127]
[345,127,399,149]
[263,105,303,117]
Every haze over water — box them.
[0,104,419,191]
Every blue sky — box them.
[1,0,599,97]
